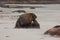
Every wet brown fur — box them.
[15,13,40,28]
[44,25,60,36]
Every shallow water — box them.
[0,4,60,40]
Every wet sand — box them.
[0,4,60,40]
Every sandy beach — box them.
[0,4,60,40]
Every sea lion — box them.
[44,25,60,36]
[15,13,40,28]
